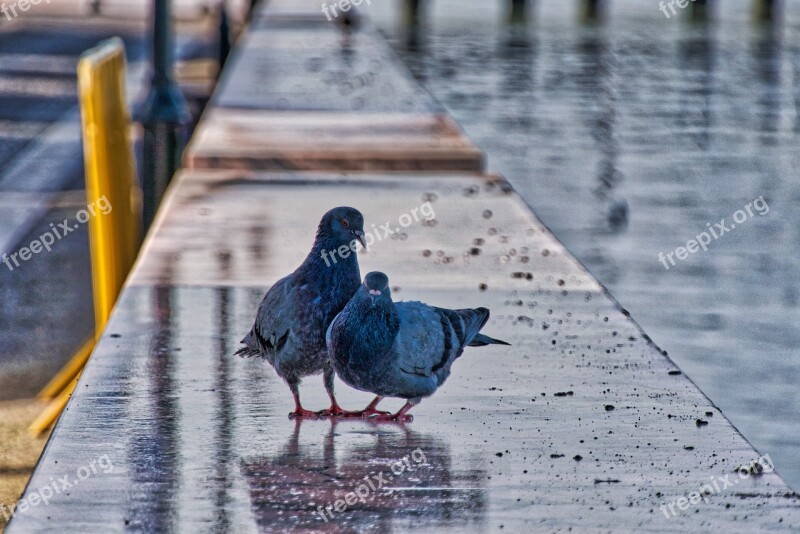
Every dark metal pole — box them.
[753,0,779,23]
[219,1,231,69]
[403,0,421,28]
[139,0,189,232]
[689,0,711,23]
[509,0,528,25]
[580,0,603,23]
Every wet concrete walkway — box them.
[8,3,800,532]
[185,7,483,172]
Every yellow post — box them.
[36,336,93,400]
[31,38,142,435]
[28,377,79,437]
[78,37,142,337]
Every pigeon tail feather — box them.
[468,333,511,347]
[235,346,261,358]
[443,307,491,348]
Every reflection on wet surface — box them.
[215,20,439,113]
[126,285,180,533]
[241,421,486,531]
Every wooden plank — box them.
[185,109,484,171]
[9,169,800,532]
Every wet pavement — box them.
[0,194,95,400]
[187,10,485,174]
[186,13,483,172]
[8,170,800,532]
[215,17,441,113]
[186,109,484,172]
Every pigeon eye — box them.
[341,219,350,228]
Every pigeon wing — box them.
[392,305,491,388]
[392,302,448,377]
[238,274,296,362]
[433,306,490,351]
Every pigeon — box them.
[326,272,510,422]
[235,207,368,418]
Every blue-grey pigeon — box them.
[235,207,368,418]
[326,271,510,421]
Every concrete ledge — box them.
[213,17,441,113]
[194,2,481,174]
[129,170,582,289]
[10,169,799,531]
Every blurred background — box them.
[0,0,798,525]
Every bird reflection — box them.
[240,419,487,532]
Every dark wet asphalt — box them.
[0,23,145,398]
[0,27,144,175]
[0,17,215,399]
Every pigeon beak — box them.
[353,230,367,250]
[368,288,381,305]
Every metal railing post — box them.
[689,0,711,22]
[509,0,528,25]
[403,0,422,27]
[753,0,779,23]
[138,0,189,232]
[219,1,231,69]
[580,0,603,23]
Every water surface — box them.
[371,0,800,490]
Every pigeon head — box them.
[319,206,366,249]
[363,271,391,301]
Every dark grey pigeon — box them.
[235,207,367,418]
[326,271,510,421]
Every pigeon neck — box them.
[304,234,359,274]
[354,292,398,333]
[332,292,399,368]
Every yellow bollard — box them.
[78,37,142,336]
[36,336,93,400]
[29,377,79,437]
[31,38,142,435]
